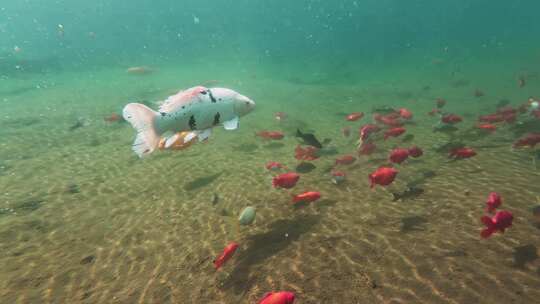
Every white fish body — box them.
[123,86,255,157]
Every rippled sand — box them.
[0,64,539,304]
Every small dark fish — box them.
[212,193,220,205]
[401,134,415,142]
[296,129,323,148]
[69,119,84,131]
[371,105,397,114]
[295,162,316,173]
[392,187,425,202]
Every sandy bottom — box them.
[0,63,539,304]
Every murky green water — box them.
[1,1,540,303]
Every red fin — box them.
[480,227,494,238]
[259,292,274,303]
[480,216,492,227]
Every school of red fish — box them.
[208,96,539,303]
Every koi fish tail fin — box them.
[480,227,495,238]
[123,103,161,158]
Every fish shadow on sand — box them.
[184,172,223,191]
[221,215,320,294]
[512,244,538,268]
[401,215,428,233]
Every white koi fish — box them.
[123,86,255,157]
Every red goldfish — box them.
[259,291,295,304]
[480,210,513,238]
[478,114,505,123]
[441,114,462,124]
[389,148,409,164]
[257,131,284,140]
[295,145,319,161]
[449,147,476,159]
[369,167,398,188]
[272,172,300,189]
[335,155,356,165]
[214,242,239,270]
[476,123,497,132]
[512,133,540,148]
[398,108,413,120]
[358,141,376,155]
[359,124,380,141]
[383,127,406,140]
[486,192,502,213]
[376,114,403,127]
[266,161,287,171]
[292,191,321,204]
[408,146,423,158]
[346,112,364,121]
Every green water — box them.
[1,1,540,304]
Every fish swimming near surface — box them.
[122,86,255,157]
[296,129,323,148]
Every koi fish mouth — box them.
[234,94,256,115]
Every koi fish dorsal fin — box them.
[158,86,207,113]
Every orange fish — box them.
[257,131,284,140]
[213,242,239,270]
[259,291,295,304]
[292,191,321,204]
[346,112,364,121]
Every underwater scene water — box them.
[1,1,540,303]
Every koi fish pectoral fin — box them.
[196,129,212,141]
[223,116,239,130]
